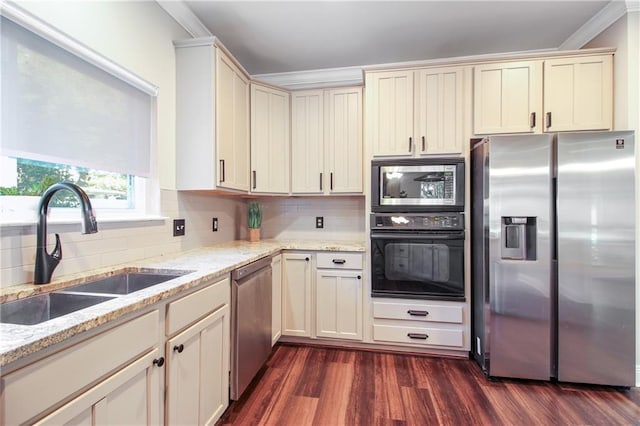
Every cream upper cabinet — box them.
[175,39,250,192]
[473,60,543,134]
[416,67,465,154]
[291,87,363,194]
[250,82,290,193]
[291,90,325,193]
[543,54,612,132]
[366,67,465,156]
[366,70,415,156]
[326,87,363,193]
[217,51,251,191]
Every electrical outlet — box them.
[316,216,324,228]
[212,217,218,232]
[173,219,185,236]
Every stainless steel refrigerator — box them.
[471,131,636,387]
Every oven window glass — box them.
[371,237,464,300]
[380,165,456,206]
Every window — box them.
[0,8,157,223]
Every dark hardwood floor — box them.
[220,344,640,425]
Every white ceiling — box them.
[183,1,611,75]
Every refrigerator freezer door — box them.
[488,134,553,380]
[556,131,635,387]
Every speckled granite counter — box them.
[0,239,365,367]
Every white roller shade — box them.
[1,15,153,177]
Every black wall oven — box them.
[370,212,465,301]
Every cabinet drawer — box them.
[166,276,230,336]
[316,252,363,269]
[2,310,159,426]
[373,323,464,348]
[373,301,463,324]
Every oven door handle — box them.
[370,232,464,240]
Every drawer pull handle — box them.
[407,310,429,317]
[173,344,184,353]
[332,259,346,264]
[153,357,165,367]
[407,333,429,340]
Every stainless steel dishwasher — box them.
[230,256,272,400]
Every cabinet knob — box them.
[357,275,361,280]
[173,344,184,353]
[153,357,165,367]
[305,257,309,262]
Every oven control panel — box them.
[371,213,464,230]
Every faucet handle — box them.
[51,233,62,260]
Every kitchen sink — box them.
[0,293,116,326]
[67,271,184,295]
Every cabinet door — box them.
[366,70,415,156]
[282,253,312,337]
[291,90,325,193]
[416,67,464,154]
[327,87,363,193]
[473,61,542,134]
[34,349,162,426]
[166,304,230,426]
[251,83,290,193]
[271,254,282,345]
[316,270,363,341]
[217,50,250,191]
[544,55,612,132]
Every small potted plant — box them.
[248,201,262,242]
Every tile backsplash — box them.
[0,192,365,288]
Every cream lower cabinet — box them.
[271,254,283,345]
[34,348,162,426]
[165,276,231,426]
[166,305,230,426]
[372,300,467,350]
[1,311,161,425]
[282,253,313,337]
[315,253,363,341]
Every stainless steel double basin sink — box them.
[0,270,186,326]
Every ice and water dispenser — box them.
[501,217,537,260]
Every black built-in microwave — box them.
[371,158,465,212]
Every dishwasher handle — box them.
[232,256,272,281]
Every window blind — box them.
[1,15,153,177]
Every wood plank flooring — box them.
[219,344,640,425]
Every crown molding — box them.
[559,0,630,49]
[253,66,364,90]
[156,0,211,38]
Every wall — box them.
[0,191,248,287]
[585,11,640,386]
[0,2,249,288]
[260,197,365,241]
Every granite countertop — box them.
[0,239,365,368]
